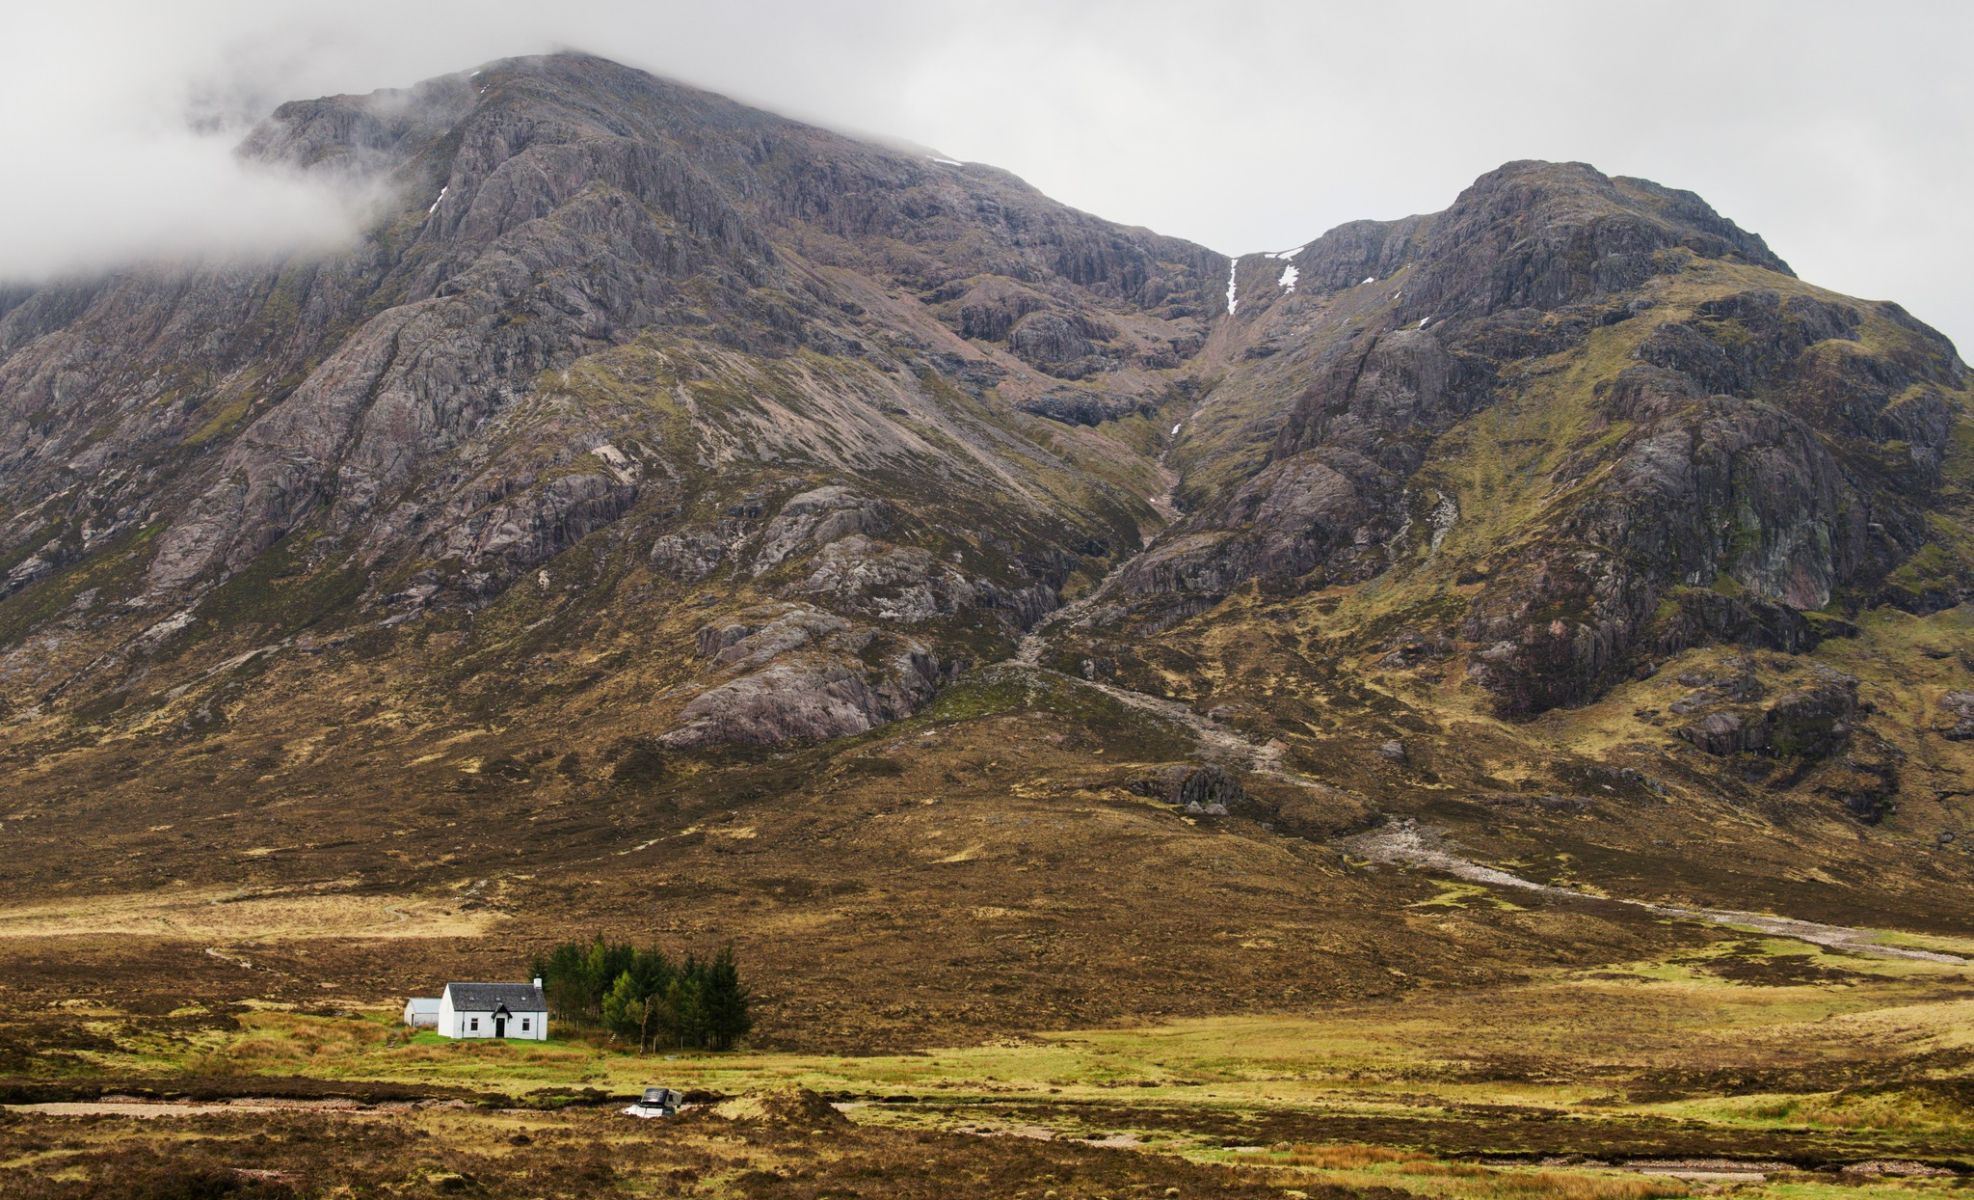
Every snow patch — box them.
[1171,422,1182,436]
[1418,317,1432,328]
[1278,263,1299,292]
[928,156,964,166]
[1225,260,1239,315]
[1268,243,1308,260]
[1361,275,1376,285]
[427,185,448,215]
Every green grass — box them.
[21,938,1973,1199]
[58,942,1973,1135]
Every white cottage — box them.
[435,979,549,1040]
[402,996,441,1029]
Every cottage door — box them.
[494,1016,506,1038]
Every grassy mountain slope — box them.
[0,60,1971,1054]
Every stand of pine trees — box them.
[532,936,752,1052]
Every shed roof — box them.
[404,997,441,1013]
[443,982,546,1011]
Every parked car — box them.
[623,1087,682,1118]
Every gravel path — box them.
[1344,819,1968,965]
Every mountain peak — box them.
[1396,157,1789,321]
[1,61,1969,1013]
[1454,157,1790,272]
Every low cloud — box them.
[0,7,369,279]
[0,128,373,279]
[3,1,1969,350]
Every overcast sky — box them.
[4,0,1968,351]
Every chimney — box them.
[532,976,542,991]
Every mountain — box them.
[3,53,1971,1046]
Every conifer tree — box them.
[531,937,751,1050]
[601,970,646,1041]
[701,945,753,1051]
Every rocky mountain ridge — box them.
[3,54,1973,958]
[0,54,1232,744]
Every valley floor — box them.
[5,925,1972,1198]
[6,665,1972,1197]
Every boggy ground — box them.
[0,1101,1349,1200]
[5,928,1974,1197]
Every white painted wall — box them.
[434,988,548,1040]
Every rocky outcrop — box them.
[1008,311,1095,365]
[1457,301,1950,717]
[1116,448,1395,608]
[938,278,1045,342]
[1674,669,1860,759]
[1939,691,1974,741]
[659,647,951,748]
[660,660,895,747]
[1274,328,1492,466]
[1668,660,1766,713]
[650,531,729,581]
[1273,215,1433,296]
[752,487,892,574]
[1399,161,1790,321]
[236,77,477,177]
[423,470,640,589]
[1378,630,1452,670]
[1016,391,1152,427]
[1130,763,1245,813]
[693,605,852,668]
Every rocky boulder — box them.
[752,487,892,574]
[1938,691,1974,740]
[660,648,949,749]
[1130,763,1245,812]
[1675,670,1860,760]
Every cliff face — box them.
[1100,160,1969,721]
[2,55,1972,924]
[0,53,1223,745]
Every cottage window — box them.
[470,1018,479,1031]
[521,1018,530,1032]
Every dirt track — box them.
[1344,819,1969,964]
[8,1097,421,1118]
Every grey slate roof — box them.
[444,982,546,1011]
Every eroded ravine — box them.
[1014,435,1185,668]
